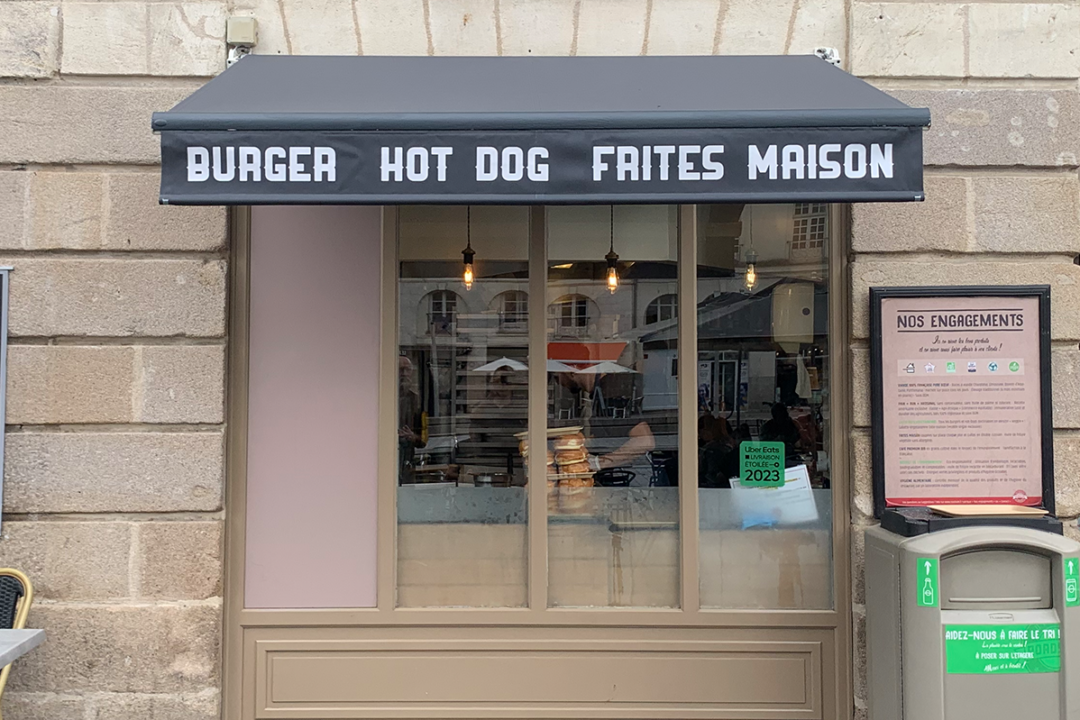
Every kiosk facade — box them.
[154,54,930,719]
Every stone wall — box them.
[0,4,227,716]
[847,5,1080,717]
[0,1,1076,719]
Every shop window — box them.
[645,293,678,325]
[495,290,528,332]
[394,203,834,613]
[791,202,827,251]
[546,206,679,608]
[398,210,529,608]
[696,203,833,610]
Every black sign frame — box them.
[869,285,1054,518]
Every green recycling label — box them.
[945,624,1060,674]
[917,557,938,607]
[1065,557,1080,607]
[739,441,784,486]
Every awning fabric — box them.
[154,55,929,206]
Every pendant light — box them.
[744,249,758,291]
[462,206,475,291]
[606,205,620,294]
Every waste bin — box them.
[866,525,1080,720]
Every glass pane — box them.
[545,205,680,608]
[696,203,833,609]
[397,206,529,607]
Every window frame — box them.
[223,204,853,718]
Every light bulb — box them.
[607,265,619,294]
[463,262,474,290]
[744,263,757,290]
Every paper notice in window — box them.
[729,464,818,528]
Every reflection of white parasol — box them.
[574,361,638,375]
[472,357,528,372]
[547,360,577,373]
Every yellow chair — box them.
[0,569,33,720]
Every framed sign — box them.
[870,286,1053,517]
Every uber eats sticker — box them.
[739,441,784,486]
[945,624,1061,674]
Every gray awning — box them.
[154,55,929,205]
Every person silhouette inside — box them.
[759,402,802,467]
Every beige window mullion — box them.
[677,205,700,614]
[527,206,549,611]
[377,206,400,611]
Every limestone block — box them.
[500,0,576,56]
[851,518,877,605]
[0,86,195,165]
[27,172,104,250]
[62,2,148,75]
[281,0,359,55]
[851,3,964,77]
[1055,432,1080,517]
[852,603,867,704]
[4,431,224,513]
[139,345,225,424]
[1065,519,1080,544]
[104,173,226,251]
[230,0,289,56]
[788,0,847,59]
[7,346,136,424]
[884,88,1080,168]
[137,522,223,600]
[149,3,227,77]
[0,522,131,600]
[10,603,220,693]
[0,172,28,250]
[852,175,969,253]
[0,258,226,337]
[969,4,1080,79]
[851,430,873,521]
[0,2,59,78]
[851,345,870,428]
[646,0,719,55]
[972,176,1080,254]
[429,0,497,55]
[87,690,221,720]
[850,260,1080,340]
[1053,344,1080,429]
[716,0,794,55]
[1,693,85,720]
[576,0,648,55]
[355,0,429,55]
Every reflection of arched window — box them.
[425,290,458,335]
[645,294,678,324]
[495,290,528,331]
[549,294,594,337]
[792,203,827,250]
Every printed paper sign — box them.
[878,295,1043,506]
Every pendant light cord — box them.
[466,205,473,252]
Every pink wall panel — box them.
[245,206,381,608]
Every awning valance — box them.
[153,55,929,206]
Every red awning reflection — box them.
[548,342,627,365]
